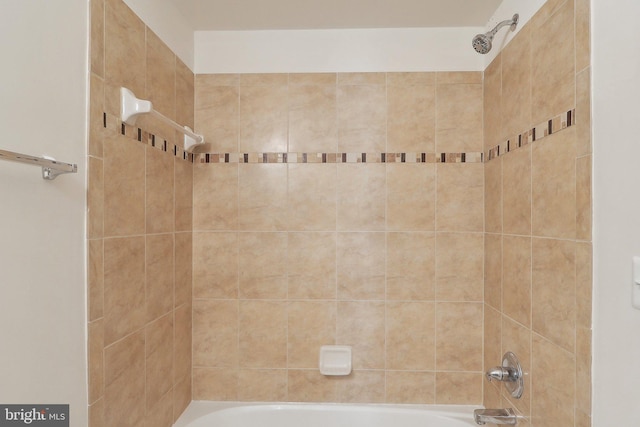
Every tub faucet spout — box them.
[473,408,518,425]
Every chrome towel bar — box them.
[0,148,78,180]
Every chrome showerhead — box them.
[472,33,492,54]
[472,13,519,54]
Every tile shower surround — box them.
[482,1,592,427]
[190,70,487,405]
[88,0,194,426]
[97,76,579,407]
[87,0,592,426]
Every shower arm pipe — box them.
[487,16,518,38]
[120,87,205,153]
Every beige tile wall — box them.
[483,1,592,426]
[192,71,486,404]
[87,0,592,420]
[88,0,193,426]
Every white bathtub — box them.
[173,401,478,427]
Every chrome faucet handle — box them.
[486,366,515,382]
[485,352,524,399]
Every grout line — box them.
[383,73,389,402]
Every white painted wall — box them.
[191,2,545,74]
[194,27,485,73]
[592,0,640,425]
[123,0,195,69]
[122,0,545,74]
[0,1,88,426]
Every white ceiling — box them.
[170,0,504,31]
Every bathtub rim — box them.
[173,400,480,427]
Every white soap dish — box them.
[319,345,352,376]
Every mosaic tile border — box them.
[102,109,574,166]
[103,113,195,162]
[197,151,483,164]
[485,109,575,161]
[104,111,485,165]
